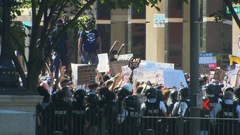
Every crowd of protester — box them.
[35,67,240,135]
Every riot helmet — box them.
[123,95,138,109]
[205,83,222,96]
[145,86,157,99]
[116,84,133,101]
[74,89,86,102]
[103,91,116,102]
[84,93,98,105]
[55,90,66,101]
[170,89,178,100]
[178,87,190,100]
[234,87,240,98]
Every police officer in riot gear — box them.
[171,87,190,135]
[140,86,167,135]
[44,90,72,135]
[121,95,139,135]
[234,87,240,105]
[200,83,222,135]
[172,87,190,117]
[84,93,100,135]
[98,87,117,135]
[216,91,240,135]
[72,89,86,135]
[168,89,178,113]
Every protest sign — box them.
[109,60,129,75]
[162,69,187,90]
[71,63,97,85]
[213,69,226,83]
[226,69,240,87]
[97,53,109,73]
[117,54,133,61]
[132,60,174,83]
[199,64,210,75]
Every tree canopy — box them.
[0,0,162,92]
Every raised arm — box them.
[117,43,125,55]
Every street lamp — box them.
[0,0,28,95]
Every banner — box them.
[71,63,97,85]
[109,60,129,75]
[97,53,109,73]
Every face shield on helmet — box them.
[170,89,178,100]
[84,93,98,105]
[205,83,222,96]
[123,95,137,109]
[74,89,85,102]
[145,86,157,99]
[177,87,190,100]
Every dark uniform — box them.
[121,95,140,135]
[141,86,166,135]
[84,93,100,135]
[98,88,117,135]
[200,83,222,135]
[72,89,86,135]
[216,91,239,135]
[171,87,190,135]
[44,90,72,135]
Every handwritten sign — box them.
[71,63,97,85]
[97,53,109,73]
[109,60,129,75]
[226,69,240,87]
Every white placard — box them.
[117,54,133,61]
[97,53,109,73]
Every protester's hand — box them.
[113,41,118,46]
[180,82,184,87]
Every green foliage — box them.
[0,0,164,91]
[209,10,225,22]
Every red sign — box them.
[202,99,210,110]
[209,63,217,70]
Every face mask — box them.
[114,54,118,59]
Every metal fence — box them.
[36,108,240,135]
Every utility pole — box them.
[0,0,27,94]
[189,0,201,135]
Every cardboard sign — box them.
[109,60,129,75]
[117,54,133,61]
[199,64,210,75]
[226,69,240,87]
[97,53,109,73]
[213,69,226,83]
[71,63,97,85]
